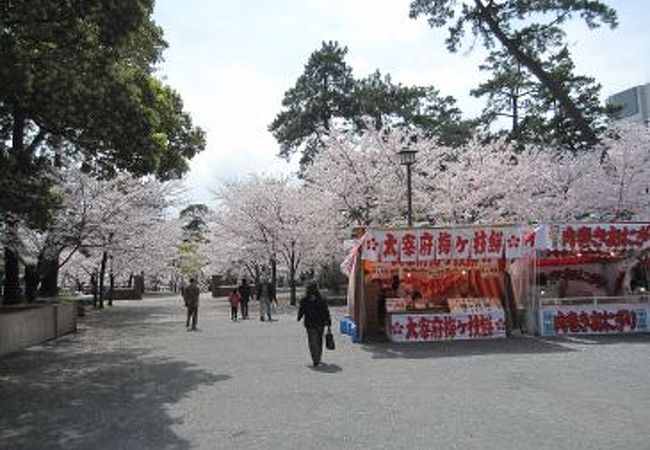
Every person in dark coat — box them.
[297,283,332,366]
[183,278,201,330]
[238,278,252,319]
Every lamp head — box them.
[398,148,417,166]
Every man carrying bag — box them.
[297,283,332,367]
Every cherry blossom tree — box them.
[108,218,185,293]
[209,175,343,304]
[507,147,599,222]
[304,125,430,227]
[57,219,185,302]
[482,124,650,223]
[416,136,521,224]
[211,176,286,284]
[202,218,264,284]
[276,184,344,303]
[591,125,650,221]
[6,167,183,303]
[193,122,650,306]
[302,122,650,228]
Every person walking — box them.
[228,288,241,321]
[257,279,275,322]
[183,278,201,330]
[297,283,332,367]
[238,278,251,319]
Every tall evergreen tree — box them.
[472,46,617,149]
[270,41,472,171]
[354,71,473,146]
[0,0,206,303]
[409,0,618,147]
[180,204,210,242]
[269,41,356,168]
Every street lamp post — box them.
[398,148,417,227]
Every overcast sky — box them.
[153,0,650,206]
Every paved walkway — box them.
[1,295,650,450]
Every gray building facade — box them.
[608,83,650,125]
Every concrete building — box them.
[608,83,650,125]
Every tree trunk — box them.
[289,270,297,306]
[3,246,22,304]
[511,93,519,134]
[38,253,60,297]
[98,251,107,308]
[364,199,372,226]
[3,218,22,304]
[139,271,145,295]
[254,264,260,287]
[13,105,27,163]
[91,272,98,308]
[511,64,523,135]
[108,272,114,307]
[475,0,598,146]
[3,109,26,304]
[90,269,99,308]
[24,264,39,302]
[289,242,297,306]
[270,257,277,290]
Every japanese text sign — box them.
[540,305,649,336]
[362,226,530,263]
[388,311,506,342]
[545,223,650,252]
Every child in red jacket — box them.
[228,289,241,321]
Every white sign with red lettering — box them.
[361,226,528,263]
[540,304,649,336]
[388,311,507,342]
[544,223,650,252]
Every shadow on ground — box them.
[77,301,183,339]
[0,305,228,450]
[359,335,579,359]
[309,363,343,373]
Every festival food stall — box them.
[343,225,537,343]
[534,223,650,337]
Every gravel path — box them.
[1,295,650,450]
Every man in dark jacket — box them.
[297,283,331,366]
[238,278,252,319]
[183,278,201,330]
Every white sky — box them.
[153,0,650,206]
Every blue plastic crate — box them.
[339,316,352,335]
[338,316,359,343]
[339,317,348,335]
[349,323,358,343]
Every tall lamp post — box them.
[398,148,417,227]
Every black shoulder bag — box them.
[325,326,335,350]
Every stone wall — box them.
[0,303,77,357]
